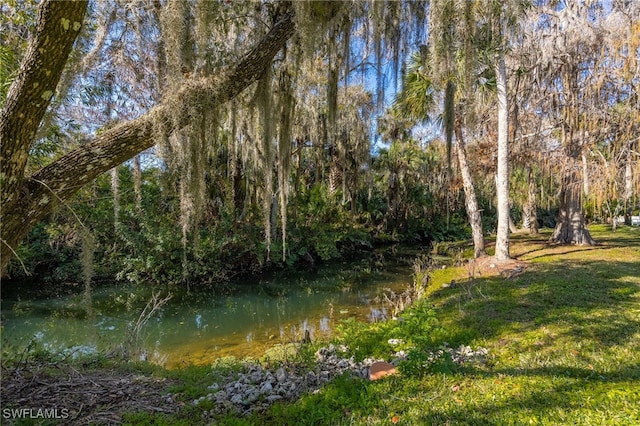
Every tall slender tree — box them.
[494,24,511,260]
[394,48,486,258]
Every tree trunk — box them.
[495,49,510,260]
[523,166,538,234]
[133,154,143,212]
[550,156,596,245]
[0,5,296,274]
[624,145,633,225]
[0,1,88,210]
[582,151,592,219]
[550,55,596,245]
[454,125,485,258]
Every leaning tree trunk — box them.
[550,155,596,245]
[0,3,296,274]
[0,1,87,270]
[454,125,485,258]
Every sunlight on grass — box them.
[240,226,640,425]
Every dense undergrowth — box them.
[2,159,474,297]
[2,225,638,425]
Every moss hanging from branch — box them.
[327,51,339,141]
[161,0,193,86]
[278,69,295,262]
[256,65,275,260]
[444,79,456,171]
[373,0,385,111]
[341,15,352,87]
[293,0,346,61]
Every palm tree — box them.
[394,49,486,258]
[425,0,525,261]
[494,19,511,260]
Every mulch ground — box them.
[1,362,181,425]
[466,255,528,280]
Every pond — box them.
[1,246,428,368]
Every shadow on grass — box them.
[523,244,610,261]
[259,361,640,425]
[433,258,640,348]
[413,375,640,426]
[253,231,640,425]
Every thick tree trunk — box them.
[495,50,511,260]
[0,1,88,209]
[454,125,485,258]
[1,1,87,271]
[550,157,595,245]
[0,6,296,274]
[551,59,596,245]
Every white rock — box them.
[266,395,282,403]
[276,367,287,383]
[260,381,273,394]
[246,390,260,403]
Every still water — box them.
[1,247,424,368]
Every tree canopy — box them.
[1,0,638,282]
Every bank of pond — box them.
[1,245,440,368]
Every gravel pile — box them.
[428,343,490,365]
[197,343,489,418]
[197,344,382,417]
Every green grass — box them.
[226,225,639,425]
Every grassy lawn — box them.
[231,225,640,425]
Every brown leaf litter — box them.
[1,362,181,425]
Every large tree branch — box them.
[1,10,295,274]
[31,10,295,200]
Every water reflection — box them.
[368,307,388,322]
[2,247,425,367]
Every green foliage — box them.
[7,130,470,292]
[370,139,456,241]
[0,0,38,104]
[336,300,445,364]
[287,183,371,262]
